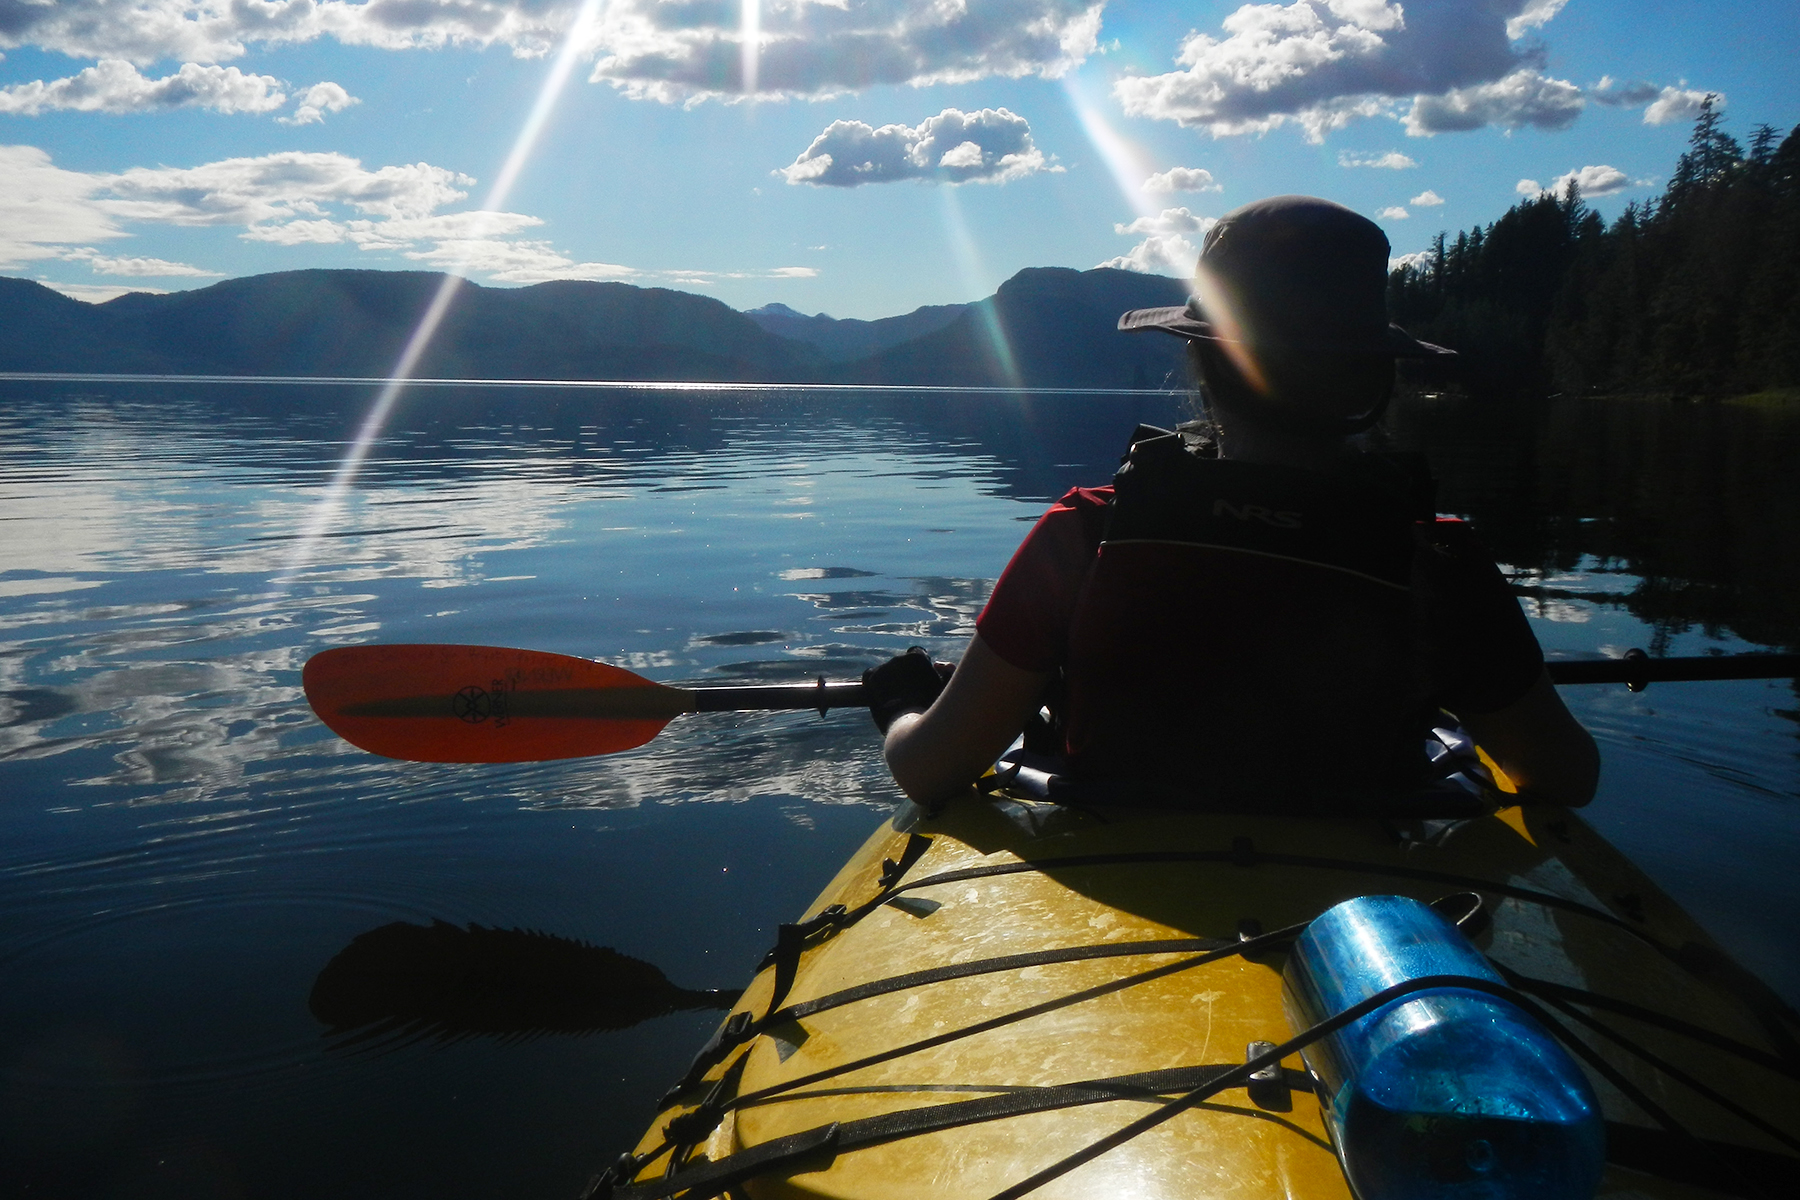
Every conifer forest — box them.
[1387,103,1800,400]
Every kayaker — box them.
[866,195,1599,810]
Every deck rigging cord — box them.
[591,825,1800,1200]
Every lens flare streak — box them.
[741,0,761,95]
[937,188,1022,390]
[281,0,605,584]
[1062,77,1160,223]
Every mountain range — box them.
[0,267,1190,390]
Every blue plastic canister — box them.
[1282,895,1605,1200]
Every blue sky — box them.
[3,1,1796,318]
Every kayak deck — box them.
[606,795,1800,1200]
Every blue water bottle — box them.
[1282,895,1605,1200]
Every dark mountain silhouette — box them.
[0,264,1192,388]
[834,267,1191,389]
[0,270,826,381]
[744,300,968,361]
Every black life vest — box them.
[1060,430,1438,804]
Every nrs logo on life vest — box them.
[1212,498,1304,529]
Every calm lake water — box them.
[1,381,1796,1199]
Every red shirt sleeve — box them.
[976,486,1112,672]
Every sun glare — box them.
[280,0,605,585]
[741,0,762,95]
[1061,76,1161,223]
[937,187,1022,389]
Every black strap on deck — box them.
[613,832,1800,1200]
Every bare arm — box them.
[1458,667,1601,806]
[882,635,1053,806]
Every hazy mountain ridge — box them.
[835,268,1190,388]
[743,301,969,362]
[0,266,1192,388]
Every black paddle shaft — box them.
[678,652,1795,713]
[689,680,868,713]
[1548,650,1800,691]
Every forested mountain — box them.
[835,267,1189,389]
[0,265,1187,389]
[0,271,824,382]
[1389,104,1800,398]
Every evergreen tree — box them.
[1389,104,1800,398]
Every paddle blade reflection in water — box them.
[311,921,738,1048]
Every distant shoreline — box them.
[0,372,1185,396]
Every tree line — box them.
[1388,103,1800,399]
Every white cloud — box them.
[1115,207,1214,237]
[660,266,827,286]
[1376,205,1409,219]
[1589,76,1660,107]
[1114,0,1582,142]
[1504,0,1567,39]
[1409,188,1444,206]
[0,143,635,286]
[38,280,170,302]
[100,152,476,227]
[0,1,1107,102]
[778,108,1055,187]
[1644,86,1722,126]
[1550,164,1629,197]
[0,145,121,268]
[1389,248,1433,272]
[593,0,1104,101]
[1100,207,1215,276]
[1143,166,1220,193]
[1339,149,1417,168]
[0,0,573,65]
[60,247,221,276]
[5,143,818,288]
[279,81,360,125]
[400,236,637,283]
[1512,164,1632,201]
[1403,68,1583,135]
[1590,77,1722,126]
[0,59,286,115]
[1097,233,1199,275]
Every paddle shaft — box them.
[331,656,1795,720]
[692,681,867,712]
[696,655,1800,706]
[1547,652,1800,690]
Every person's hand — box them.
[862,647,954,733]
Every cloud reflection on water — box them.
[0,388,1072,813]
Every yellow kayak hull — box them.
[615,795,1800,1199]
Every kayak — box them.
[594,766,1800,1199]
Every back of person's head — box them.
[1119,195,1452,442]
[1188,339,1396,443]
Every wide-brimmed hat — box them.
[1118,195,1453,359]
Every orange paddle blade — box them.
[303,645,696,762]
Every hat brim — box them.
[1118,306,1456,359]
